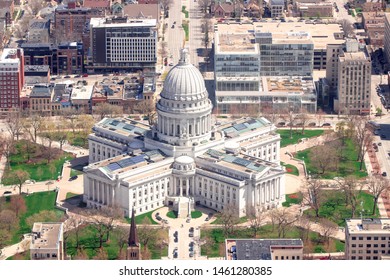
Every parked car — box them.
[205,217,210,221]
[186,217,191,223]
[68,175,78,181]
[189,251,194,257]
[382,172,387,177]
[82,74,88,77]
[3,191,12,195]
[64,75,71,78]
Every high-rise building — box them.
[384,13,390,64]
[335,40,371,115]
[0,48,24,114]
[89,17,157,72]
[345,218,390,260]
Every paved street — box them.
[166,0,185,66]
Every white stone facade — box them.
[83,50,285,217]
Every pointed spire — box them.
[128,208,139,247]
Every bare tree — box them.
[302,178,324,219]
[88,206,123,248]
[136,100,157,126]
[338,19,355,38]
[94,103,123,121]
[160,0,173,15]
[26,210,60,228]
[246,206,264,238]
[60,107,80,136]
[335,176,362,218]
[22,114,44,143]
[10,196,27,218]
[93,248,108,260]
[297,111,310,135]
[137,217,159,249]
[28,0,44,16]
[367,176,390,215]
[202,17,212,51]
[198,0,212,13]
[64,215,85,252]
[4,170,30,195]
[281,109,297,139]
[5,112,23,141]
[0,210,18,232]
[115,226,130,259]
[268,208,297,238]
[0,135,15,167]
[319,218,338,247]
[310,144,338,175]
[296,216,312,242]
[219,203,240,237]
[353,118,373,171]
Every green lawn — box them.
[296,139,367,179]
[182,21,189,41]
[201,225,344,258]
[182,6,189,18]
[70,169,83,178]
[211,216,248,225]
[166,210,178,219]
[66,192,81,199]
[125,209,159,225]
[1,192,65,244]
[281,162,299,176]
[282,192,303,207]
[1,140,74,185]
[66,225,168,259]
[304,190,379,226]
[277,129,325,147]
[191,210,203,219]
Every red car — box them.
[82,74,88,77]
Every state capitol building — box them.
[83,50,286,218]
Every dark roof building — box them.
[226,239,304,260]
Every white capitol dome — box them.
[161,49,207,101]
[155,49,213,147]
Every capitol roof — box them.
[160,49,207,101]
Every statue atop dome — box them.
[179,48,190,65]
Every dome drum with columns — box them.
[153,49,213,147]
[84,49,286,219]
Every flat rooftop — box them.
[202,148,278,173]
[71,85,94,100]
[346,218,390,234]
[96,117,149,137]
[215,22,344,53]
[339,51,369,61]
[90,17,156,28]
[93,83,124,99]
[31,223,63,250]
[229,239,303,260]
[219,117,272,138]
[89,149,167,175]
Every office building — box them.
[270,0,285,18]
[0,48,24,114]
[28,19,50,43]
[362,12,385,47]
[335,41,371,115]
[383,13,390,63]
[345,218,390,260]
[89,17,157,72]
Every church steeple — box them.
[126,209,140,260]
[128,208,139,246]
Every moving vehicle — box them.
[69,175,78,181]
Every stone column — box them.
[186,178,189,197]
[111,185,115,206]
[179,178,183,196]
[254,185,258,207]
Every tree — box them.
[338,19,355,38]
[0,210,18,232]
[22,114,43,143]
[0,135,15,167]
[335,176,362,218]
[158,41,168,68]
[281,109,297,139]
[268,208,297,238]
[137,217,159,249]
[319,219,338,247]
[219,203,240,237]
[5,170,30,195]
[160,0,173,15]
[302,178,324,218]
[376,107,383,117]
[353,118,373,171]
[25,210,60,229]
[10,195,27,217]
[310,144,338,175]
[136,100,157,126]
[5,111,23,141]
[40,120,57,164]
[246,206,264,238]
[88,206,123,248]
[94,103,123,121]
[115,227,130,259]
[64,215,84,252]
[29,0,44,16]
[296,216,312,242]
[297,111,310,135]
[60,107,80,136]
[367,176,389,215]
[198,0,212,13]
[202,17,212,51]
[93,248,108,260]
